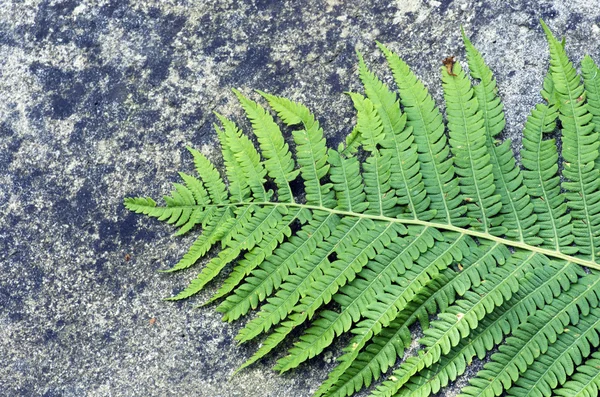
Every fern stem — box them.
[173,201,600,271]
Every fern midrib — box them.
[555,46,596,261]
[413,101,452,223]
[172,201,600,271]
[533,107,561,251]
[515,314,600,397]
[483,115,525,242]
[410,260,574,394]
[368,81,418,218]
[470,278,600,397]
[297,226,431,350]
[303,129,326,207]
[471,56,524,240]
[455,85,490,234]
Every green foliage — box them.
[124,21,600,397]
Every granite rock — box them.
[1,1,600,396]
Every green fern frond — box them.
[458,274,600,397]
[378,42,464,226]
[395,260,582,397]
[462,29,540,245]
[443,59,502,235]
[542,20,600,261]
[357,52,431,220]
[124,20,600,397]
[234,89,299,203]
[259,92,335,208]
[554,351,600,397]
[506,305,600,397]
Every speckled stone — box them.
[1,1,600,396]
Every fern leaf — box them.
[214,118,251,202]
[318,237,484,397]
[582,55,600,133]
[162,207,233,273]
[273,227,442,373]
[207,207,306,303]
[521,98,573,252]
[506,306,600,397]
[234,89,299,203]
[186,147,228,204]
[217,212,339,321]
[240,221,402,371]
[328,149,369,213]
[216,113,270,201]
[462,30,540,244]
[125,23,600,397]
[397,260,582,397]
[318,272,459,397]
[349,93,398,217]
[373,250,544,397]
[443,60,503,235]
[542,21,600,261]
[166,206,287,300]
[357,52,431,219]
[340,125,363,156]
[458,274,600,397]
[235,217,367,343]
[259,92,335,208]
[379,42,464,225]
[581,55,600,171]
[553,351,600,397]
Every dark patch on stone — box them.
[254,0,283,12]
[53,197,79,225]
[82,258,106,276]
[96,220,119,251]
[0,26,17,47]
[0,123,21,165]
[541,6,558,20]
[217,334,232,349]
[119,212,158,244]
[158,13,187,44]
[181,108,204,129]
[32,0,79,42]
[29,64,90,119]
[326,72,343,95]
[103,330,114,343]
[191,122,213,143]
[30,63,75,90]
[50,95,76,119]
[74,187,96,219]
[5,213,21,228]
[28,265,46,292]
[439,0,454,13]
[204,36,227,55]
[566,13,583,31]
[99,0,127,18]
[135,109,162,128]
[43,328,58,342]
[226,46,272,83]
[146,52,173,86]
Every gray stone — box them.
[1,0,599,396]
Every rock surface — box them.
[1,0,600,396]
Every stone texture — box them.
[1,1,599,396]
